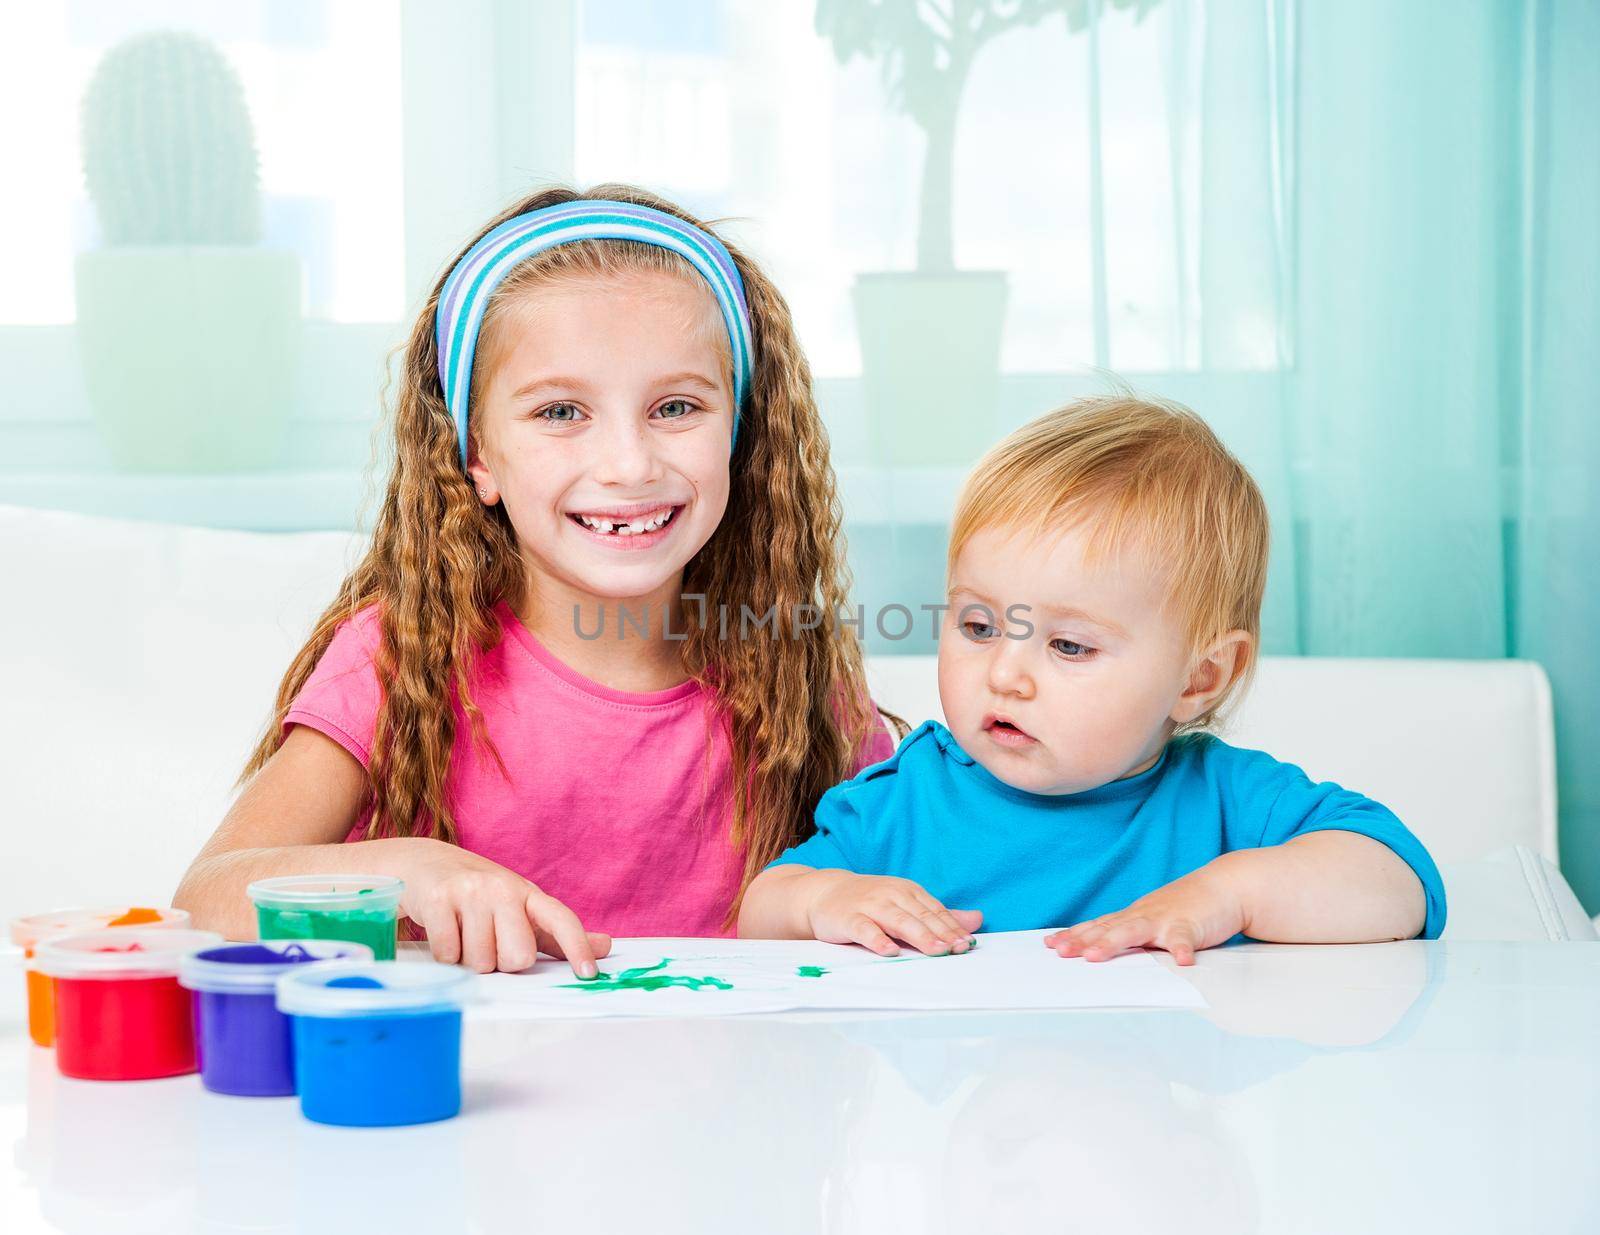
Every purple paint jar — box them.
[179,940,373,1096]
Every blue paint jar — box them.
[275,961,474,1127]
[179,940,373,1097]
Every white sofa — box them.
[3,503,1592,941]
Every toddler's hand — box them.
[1044,862,1245,966]
[400,840,611,977]
[807,872,982,957]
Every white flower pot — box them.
[852,270,1008,467]
[74,248,302,472]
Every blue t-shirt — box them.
[772,720,1447,939]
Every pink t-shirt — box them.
[283,602,894,937]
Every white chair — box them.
[867,655,1557,865]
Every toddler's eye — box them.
[1050,638,1095,659]
[654,399,696,420]
[536,402,584,423]
[961,620,1000,642]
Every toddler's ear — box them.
[1172,631,1253,724]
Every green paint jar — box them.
[246,875,404,961]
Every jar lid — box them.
[9,906,190,951]
[245,875,404,912]
[33,928,224,979]
[276,960,474,1018]
[178,939,375,994]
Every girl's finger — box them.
[532,928,612,961]
[491,899,539,973]
[526,890,600,979]
[951,908,984,934]
[458,905,498,973]
[844,913,900,956]
[424,904,463,966]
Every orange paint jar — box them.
[10,906,191,1047]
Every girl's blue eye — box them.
[961,621,1000,642]
[537,403,583,423]
[1051,638,1095,658]
[655,399,696,420]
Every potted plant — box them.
[817,0,1155,465]
[75,30,302,472]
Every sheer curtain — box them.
[1163,0,1598,903]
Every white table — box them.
[3,940,1598,1234]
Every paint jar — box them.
[9,906,191,1048]
[276,960,474,1127]
[247,875,403,961]
[178,939,374,1097]
[33,928,223,1080]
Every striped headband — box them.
[435,199,755,466]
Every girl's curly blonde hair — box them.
[242,183,892,922]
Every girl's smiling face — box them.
[467,268,734,608]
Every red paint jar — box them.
[33,928,222,1080]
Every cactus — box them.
[80,30,262,246]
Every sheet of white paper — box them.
[470,929,1205,1020]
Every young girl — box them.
[174,184,896,975]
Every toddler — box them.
[739,395,1445,964]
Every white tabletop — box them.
[4,940,1599,1234]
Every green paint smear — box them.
[873,938,978,964]
[796,965,828,978]
[560,958,733,993]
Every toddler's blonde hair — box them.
[948,393,1269,729]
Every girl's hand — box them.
[400,840,611,977]
[1044,860,1247,967]
[806,872,982,957]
